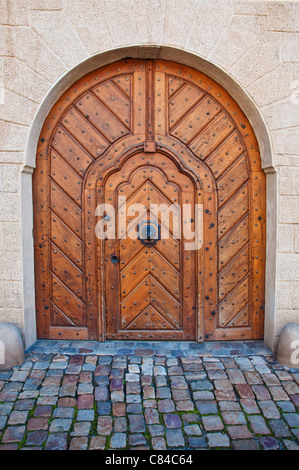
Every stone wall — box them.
[0,0,298,348]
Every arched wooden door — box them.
[33,59,266,342]
[103,151,198,340]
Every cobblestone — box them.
[202,415,224,431]
[247,415,271,435]
[49,418,72,433]
[207,432,230,448]
[165,429,185,447]
[0,340,298,450]
[258,400,281,419]
[259,436,280,450]
[222,411,246,425]
[227,425,252,439]
[110,432,127,448]
[71,421,91,436]
[163,413,182,428]
[152,436,167,450]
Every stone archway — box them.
[22,46,276,349]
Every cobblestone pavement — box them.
[0,340,298,451]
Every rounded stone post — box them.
[0,322,25,370]
[276,323,299,369]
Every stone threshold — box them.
[26,339,274,359]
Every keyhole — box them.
[147,224,151,240]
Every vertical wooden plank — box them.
[145,60,155,141]
[33,149,50,339]
[103,184,120,338]
[181,186,196,340]
[201,182,218,341]
[132,64,146,136]
[154,68,167,138]
[250,171,266,339]
[84,187,98,340]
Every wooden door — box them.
[33,59,266,342]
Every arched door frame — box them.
[82,137,216,342]
[22,45,277,350]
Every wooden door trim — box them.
[83,137,217,342]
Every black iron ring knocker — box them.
[137,220,161,246]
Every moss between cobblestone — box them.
[66,405,78,447]
[143,427,152,447]
[237,387,293,445]
[21,404,38,449]
[0,399,36,449]
[105,433,111,450]
[17,432,27,450]
[47,403,57,424]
